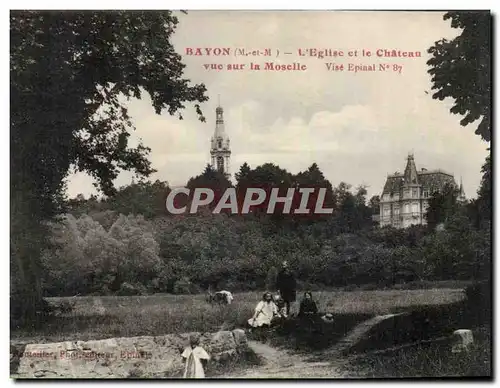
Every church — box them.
[378,154,466,229]
[209,101,231,180]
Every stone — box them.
[209,331,236,354]
[232,329,247,347]
[451,329,474,353]
[12,330,247,379]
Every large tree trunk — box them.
[10,191,48,328]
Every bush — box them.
[465,279,491,325]
[117,282,148,296]
[173,277,200,295]
[37,202,491,297]
[265,266,278,291]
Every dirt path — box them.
[222,340,350,378]
[221,314,406,378]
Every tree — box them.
[105,180,171,218]
[236,163,294,216]
[41,214,162,296]
[10,10,207,324]
[427,11,491,141]
[425,183,461,230]
[186,164,233,212]
[234,162,252,185]
[294,163,335,214]
[368,195,381,215]
[476,154,491,224]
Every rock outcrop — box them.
[12,329,248,379]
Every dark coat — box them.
[298,299,318,317]
[276,269,296,302]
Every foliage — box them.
[427,11,491,141]
[42,154,490,297]
[425,183,462,230]
[105,180,171,218]
[475,155,492,224]
[186,164,233,212]
[10,10,207,324]
[41,213,162,296]
[41,199,490,296]
[173,277,201,295]
[266,266,278,291]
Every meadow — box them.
[343,326,491,377]
[11,287,466,344]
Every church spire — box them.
[458,176,466,201]
[210,97,231,180]
[214,99,226,138]
[403,153,419,185]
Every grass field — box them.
[343,325,491,378]
[11,287,466,344]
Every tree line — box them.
[38,159,490,297]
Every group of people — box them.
[247,261,319,330]
[182,260,321,379]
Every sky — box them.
[66,10,489,200]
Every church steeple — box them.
[214,98,226,138]
[458,176,466,202]
[403,153,419,185]
[210,97,231,180]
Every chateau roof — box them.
[403,154,419,184]
[382,169,456,195]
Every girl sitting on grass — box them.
[247,291,279,330]
[181,334,210,378]
[298,292,319,319]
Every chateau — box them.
[378,154,465,229]
[209,101,231,180]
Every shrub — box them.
[265,266,278,291]
[117,282,148,296]
[173,277,200,295]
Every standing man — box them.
[276,261,296,316]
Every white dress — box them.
[248,301,278,327]
[182,346,210,378]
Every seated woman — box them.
[248,291,279,329]
[297,292,323,341]
[298,291,319,319]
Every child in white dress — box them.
[248,291,278,328]
[181,334,210,378]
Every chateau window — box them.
[218,140,223,149]
[412,188,418,198]
[412,203,418,213]
[405,204,409,213]
[423,190,429,198]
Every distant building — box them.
[378,154,465,228]
[210,100,231,180]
